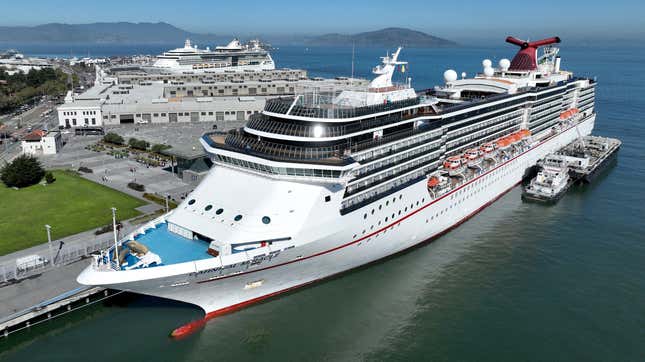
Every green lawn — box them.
[0,170,146,256]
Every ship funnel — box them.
[505,36,560,71]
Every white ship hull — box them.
[147,62,275,74]
[86,115,595,315]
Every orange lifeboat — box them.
[427,176,440,188]
[480,142,496,154]
[443,156,463,170]
[463,148,481,160]
[559,108,579,120]
[495,137,511,149]
[517,129,531,139]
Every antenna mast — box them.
[351,43,355,86]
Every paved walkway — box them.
[0,261,87,318]
[40,135,194,202]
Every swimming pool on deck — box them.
[123,223,212,268]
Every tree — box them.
[128,138,149,151]
[103,132,124,145]
[0,155,45,188]
[45,171,56,184]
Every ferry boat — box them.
[78,36,597,335]
[148,38,274,73]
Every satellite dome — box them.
[483,66,495,77]
[443,69,458,82]
[461,72,467,79]
[499,58,511,71]
[482,59,492,68]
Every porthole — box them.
[234,214,243,221]
[188,199,196,205]
[205,205,213,211]
[363,213,367,219]
[262,216,271,224]
[216,208,224,215]
[371,209,375,215]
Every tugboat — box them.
[522,155,573,203]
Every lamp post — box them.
[111,207,119,268]
[45,224,54,267]
[165,194,169,213]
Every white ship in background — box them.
[148,38,274,73]
[78,35,597,336]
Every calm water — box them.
[1,44,644,361]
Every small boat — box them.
[522,155,573,203]
[463,148,482,168]
[443,156,464,176]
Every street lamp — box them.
[111,207,119,268]
[45,224,54,267]
[165,194,170,213]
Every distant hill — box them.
[0,22,218,43]
[307,27,457,48]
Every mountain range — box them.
[306,28,457,47]
[0,22,216,43]
[0,22,456,48]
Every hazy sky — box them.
[2,0,643,41]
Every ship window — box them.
[325,195,331,202]
[216,208,224,215]
[363,213,367,219]
[205,205,213,211]
[234,215,243,221]
[188,199,196,205]
[262,216,271,224]
[371,209,374,215]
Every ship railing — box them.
[224,131,346,161]
[264,97,420,119]
[246,113,403,138]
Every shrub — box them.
[94,221,122,235]
[103,132,124,145]
[127,182,145,192]
[143,192,178,209]
[150,143,171,154]
[78,166,93,173]
[128,138,149,151]
[44,171,56,184]
[0,155,45,188]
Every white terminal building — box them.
[57,67,367,128]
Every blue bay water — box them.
[0,43,644,361]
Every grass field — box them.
[0,170,146,256]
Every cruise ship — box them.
[78,36,596,334]
[148,38,274,73]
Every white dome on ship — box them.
[444,69,458,82]
[482,59,492,68]
[499,58,511,71]
[483,66,495,77]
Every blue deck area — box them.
[125,223,212,266]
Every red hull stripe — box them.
[171,177,521,339]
